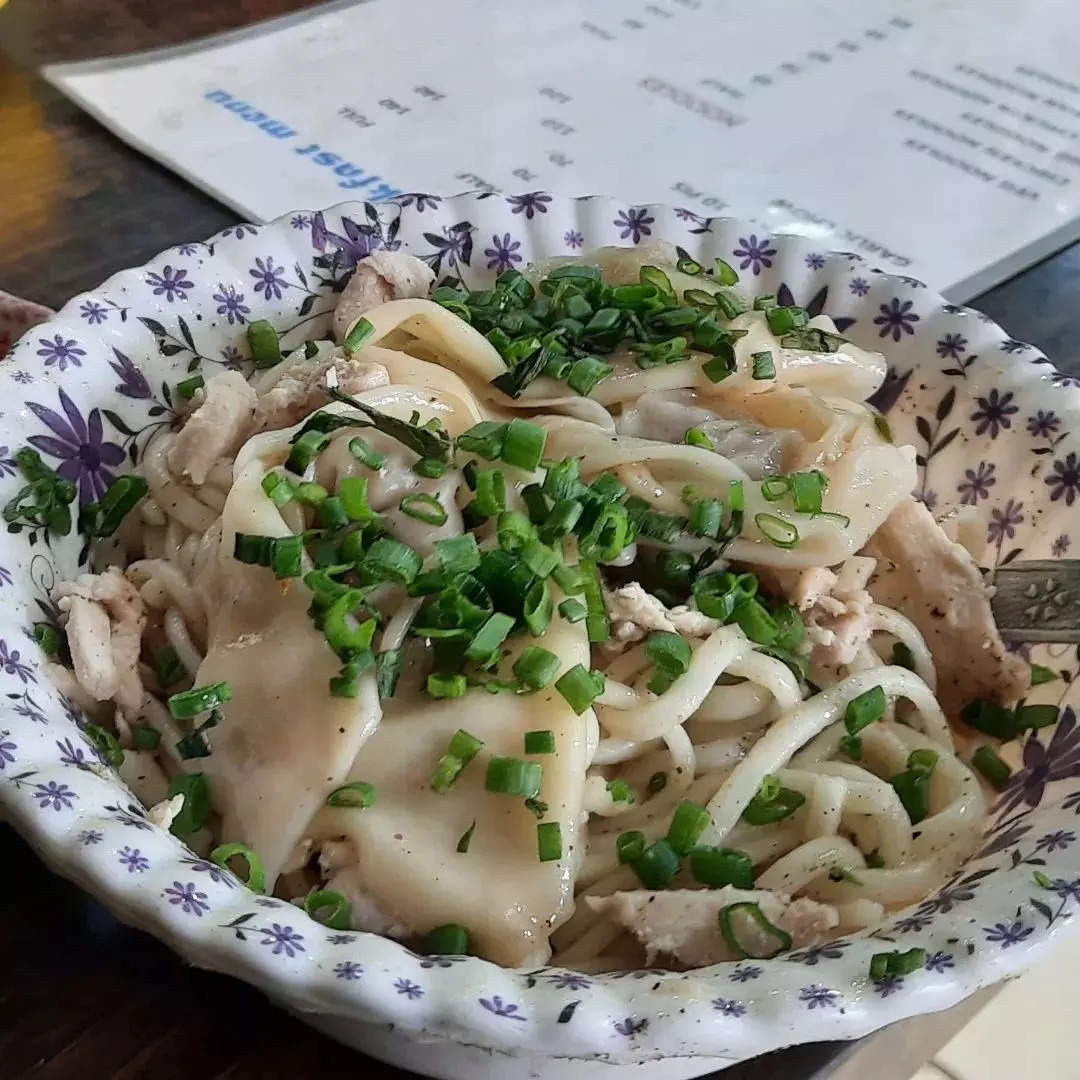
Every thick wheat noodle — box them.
[694,680,775,723]
[800,773,847,839]
[868,603,937,689]
[755,835,866,893]
[551,921,626,967]
[164,517,188,560]
[381,596,423,652]
[694,732,751,772]
[591,735,663,766]
[142,431,219,533]
[164,607,204,675]
[139,497,168,526]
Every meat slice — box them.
[865,497,1027,715]
[253,353,389,431]
[332,251,435,342]
[587,887,838,966]
[167,370,256,485]
[55,567,146,719]
[604,582,721,647]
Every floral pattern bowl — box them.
[1,193,1079,1079]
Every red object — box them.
[0,289,53,360]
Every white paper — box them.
[44,0,1080,298]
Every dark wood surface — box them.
[1,2,1078,1078]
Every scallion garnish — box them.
[247,319,282,368]
[557,597,586,623]
[427,672,467,699]
[166,772,211,835]
[754,512,800,549]
[579,560,610,644]
[131,724,161,751]
[342,316,376,352]
[616,830,646,864]
[327,386,451,461]
[779,327,847,353]
[537,821,562,862]
[361,537,422,585]
[891,641,916,670]
[399,492,448,526]
[261,471,296,507]
[457,821,476,853]
[348,435,387,471]
[326,780,376,808]
[514,645,561,690]
[295,481,328,506]
[741,775,805,825]
[32,622,62,658]
[375,648,404,700]
[1016,703,1059,730]
[523,578,553,636]
[1030,663,1059,687]
[153,644,186,688]
[720,901,792,959]
[304,889,352,930]
[168,681,232,719]
[457,421,508,461]
[210,842,266,893]
[891,748,939,824]
[3,448,77,536]
[840,685,886,758]
[972,745,1012,789]
[683,427,714,450]
[554,664,605,714]
[472,468,506,518]
[524,729,556,754]
[424,923,471,955]
[175,710,221,759]
[648,771,668,795]
[765,305,808,336]
[83,722,124,768]
[485,756,543,798]
[323,590,377,661]
[521,539,560,579]
[465,612,515,664]
[667,800,711,855]
[81,475,149,537]
[689,846,754,889]
[869,948,926,980]
[501,418,547,471]
[176,374,205,399]
[567,355,614,396]
[630,838,680,889]
[286,429,330,475]
[606,778,635,804]
[960,698,1019,740]
[751,350,775,380]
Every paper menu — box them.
[44,0,1080,299]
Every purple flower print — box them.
[872,974,905,997]
[145,265,193,302]
[547,971,591,990]
[0,567,12,586]
[249,257,287,301]
[108,348,152,400]
[311,212,396,266]
[260,923,304,956]
[916,489,938,511]
[212,284,250,325]
[12,370,33,385]
[27,388,125,504]
[977,816,1033,858]
[164,881,210,916]
[787,942,850,965]
[1052,534,1070,557]
[986,499,1023,545]
[849,276,870,296]
[614,1017,648,1037]
[564,229,584,249]
[396,193,441,211]
[804,252,825,269]
[1050,370,1080,389]
[176,242,201,256]
[957,461,996,505]
[290,214,312,229]
[970,389,1018,438]
[328,933,356,945]
[0,730,16,769]
[1035,829,1075,853]
[999,338,1029,353]
[255,898,281,908]
[394,978,424,999]
[712,997,747,1017]
[0,446,17,478]
[36,334,85,372]
[995,708,1080,816]
[334,960,363,980]
[220,345,245,370]
[799,985,839,1010]
[733,234,776,275]
[221,223,258,240]
[479,996,527,1021]
[59,694,83,728]
[984,921,1033,948]
[1046,452,1080,506]
[1050,878,1080,903]
[118,846,149,873]
[614,207,655,244]
[936,332,967,358]
[893,913,933,934]
[79,300,108,325]
[34,781,76,811]
[1027,410,1059,438]
[179,856,236,887]
[729,964,762,982]
[873,297,920,341]
[12,692,45,724]
[56,737,88,767]
[0,640,35,684]
[507,192,552,219]
[484,233,522,271]
[925,951,954,974]
[77,829,103,845]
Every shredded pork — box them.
[253,354,390,431]
[167,370,256,485]
[604,582,720,647]
[332,251,435,342]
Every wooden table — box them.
[1,3,1077,1078]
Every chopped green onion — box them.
[32,622,61,657]
[522,539,560,579]
[514,646,562,690]
[761,475,792,502]
[413,456,447,478]
[579,560,610,643]
[247,319,282,368]
[702,351,734,382]
[617,830,646,864]
[343,316,376,352]
[329,653,374,698]
[485,756,543,798]
[154,644,186,688]
[327,387,452,461]
[630,838,680,889]
[751,351,775,380]
[972,745,1012,790]
[713,258,739,285]
[85,475,148,537]
[765,305,809,336]
[457,421,508,461]
[400,492,448,526]
[606,778,635,804]
[790,471,826,514]
[891,749,938,825]
[295,481,328,506]
[176,374,205,399]
[676,255,704,275]
[754,293,777,310]
[734,599,778,646]
[865,851,886,869]
[891,641,916,670]
[323,591,377,661]
[1016,703,1059,730]
[1030,663,1059,687]
[233,532,274,566]
[83,723,124,768]
[754,512,800,549]
[524,481,551,522]
[542,457,582,501]
[1034,869,1054,889]
[684,427,714,450]
[523,578,553,636]
[175,710,221,759]
[317,496,350,530]
[693,571,739,620]
[210,843,266,893]
[567,355,613,396]
[465,612,515,663]
[496,510,535,554]
[720,901,792,959]
[473,469,507,517]
[741,777,805,825]
[870,947,926,980]
[502,418,547,471]
[555,664,605,714]
[335,475,375,524]
[538,498,583,544]
[376,648,404,700]
[557,598,587,624]
[427,672,467,699]
[271,535,304,579]
[457,821,476,853]
[537,821,563,862]
[285,429,330,475]
[552,563,585,594]
[689,846,754,889]
[433,535,478,577]
[424,923,471,955]
[524,730,556,755]
[667,800,711,855]
[131,725,162,751]
[690,498,725,539]
[361,537,422,584]
[779,327,847,353]
[262,471,296,507]
[845,686,885,737]
[305,889,352,930]
[166,773,211,835]
[645,632,691,688]
[960,698,1019,740]
[326,781,376,808]
[648,771,668,795]
[168,681,232,719]
[909,748,939,775]
[348,436,388,471]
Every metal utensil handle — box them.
[990,560,1080,643]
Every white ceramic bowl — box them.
[2,194,1079,1079]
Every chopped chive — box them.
[537,498,582,544]
[552,563,585,594]
[765,305,809,336]
[702,351,734,382]
[557,597,587,623]
[666,800,711,854]
[648,771,668,796]
[751,350,775,380]
[285,429,330,475]
[514,646,562,690]
[326,780,377,808]
[210,843,266,893]
[473,469,507,517]
[606,778,635,804]
[525,729,556,754]
[1016,703,1059,730]
[175,710,221,759]
[168,681,232,719]
[166,773,211,835]
[271,535,304,579]
[83,723,124,768]
[537,821,562,862]
[465,612,516,663]
[247,319,282,368]
[329,653,374,697]
[960,698,1019,740]
[676,255,704,275]
[361,537,422,584]
[522,539,560,579]
[761,475,791,502]
[689,846,754,889]
[400,492,447,525]
[845,686,885,737]
[1030,663,1059,687]
[176,374,205,399]
[741,777,805,825]
[305,889,352,930]
[154,644,186,688]
[233,532,274,566]
[567,355,613,396]
[497,510,535,554]
[617,830,646,864]
[891,749,938,825]
[579,560,609,643]
[317,496,349,530]
[754,512,799,549]
[779,327,847,353]
[131,725,161,751]
[262,471,296,507]
[713,258,739,285]
[555,663,605,714]
[870,947,926,981]
[376,648,404,700]
[348,436,388,471]
[457,821,476,853]
[683,427,714,450]
[87,475,148,537]
[427,672,467,699]
[457,421,508,461]
[424,923,471,955]
[323,591,376,661]
[523,578,553,636]
[720,901,792,959]
[295,481,328,506]
[891,641,916,671]
[501,418,547,471]
[734,599,778,646]
[485,756,543,798]
[753,293,777,310]
[343,316,376,352]
[435,534,480,576]
[631,838,680,889]
[689,497,725,539]
[972,745,1012,790]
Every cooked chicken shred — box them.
[332,251,435,342]
[167,370,256,485]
